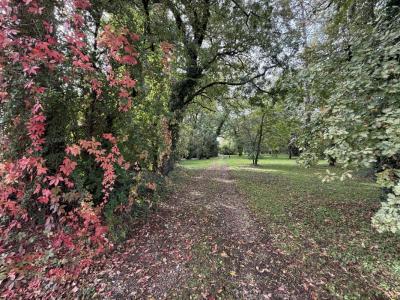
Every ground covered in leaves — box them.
[79,156,400,299]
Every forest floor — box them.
[80,156,400,299]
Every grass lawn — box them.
[180,155,400,299]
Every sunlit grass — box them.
[179,154,308,169]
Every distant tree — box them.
[228,98,293,165]
[179,107,228,159]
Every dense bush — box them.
[283,1,400,233]
[105,169,166,242]
[0,0,171,297]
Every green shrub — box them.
[104,168,166,242]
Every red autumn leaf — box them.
[27,3,44,15]
[37,189,51,204]
[102,133,117,144]
[22,64,39,75]
[46,174,64,186]
[48,268,65,278]
[118,89,130,99]
[65,144,81,156]
[36,164,48,175]
[32,103,43,113]
[60,157,77,176]
[74,0,91,10]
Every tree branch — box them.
[193,100,216,112]
[167,1,189,47]
[188,65,277,103]
[230,0,261,27]
[204,48,243,68]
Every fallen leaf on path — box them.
[220,251,229,258]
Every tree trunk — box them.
[151,122,160,172]
[254,112,266,166]
[159,58,204,175]
[238,145,243,156]
[159,1,211,174]
[160,115,181,175]
[328,155,336,167]
[233,127,243,156]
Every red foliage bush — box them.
[0,0,139,297]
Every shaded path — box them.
[81,164,310,299]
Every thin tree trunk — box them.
[254,112,266,166]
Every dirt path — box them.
[81,164,310,299]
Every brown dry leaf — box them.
[310,291,318,300]
[220,251,229,258]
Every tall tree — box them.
[128,0,297,173]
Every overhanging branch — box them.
[187,65,277,104]
[192,100,216,112]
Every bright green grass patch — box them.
[180,154,310,169]
[180,156,400,299]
